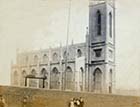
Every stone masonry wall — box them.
[0,85,140,107]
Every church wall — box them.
[106,46,115,63]
[105,64,115,93]
[11,42,87,91]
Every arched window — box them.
[65,66,73,90]
[109,69,113,93]
[79,67,84,91]
[63,51,67,59]
[40,68,47,77]
[50,67,60,89]
[77,49,82,58]
[109,12,112,38]
[52,52,58,61]
[29,69,37,88]
[13,71,18,85]
[96,10,102,35]
[31,69,37,76]
[63,51,69,59]
[21,70,27,86]
[109,69,113,82]
[39,68,48,88]
[22,70,27,78]
[34,55,38,64]
[43,54,48,63]
[93,68,102,93]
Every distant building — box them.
[11,1,115,93]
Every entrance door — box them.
[93,68,102,93]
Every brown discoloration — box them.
[0,86,140,107]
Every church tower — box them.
[87,0,115,93]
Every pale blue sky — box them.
[0,0,140,90]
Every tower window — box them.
[109,12,112,38]
[94,49,102,57]
[96,10,102,36]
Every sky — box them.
[0,0,140,90]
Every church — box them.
[11,0,115,94]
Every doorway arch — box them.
[93,68,102,92]
[50,67,60,89]
[65,66,73,90]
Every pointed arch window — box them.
[50,67,60,89]
[34,55,38,64]
[40,68,47,77]
[22,70,27,78]
[43,54,48,63]
[63,51,69,60]
[52,52,58,61]
[65,66,73,90]
[21,70,27,86]
[79,67,84,91]
[31,69,37,76]
[63,51,67,59]
[96,10,102,36]
[77,49,82,58]
[29,69,37,87]
[93,68,102,92]
[13,71,18,85]
[109,69,113,93]
[39,68,48,88]
[109,12,112,38]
